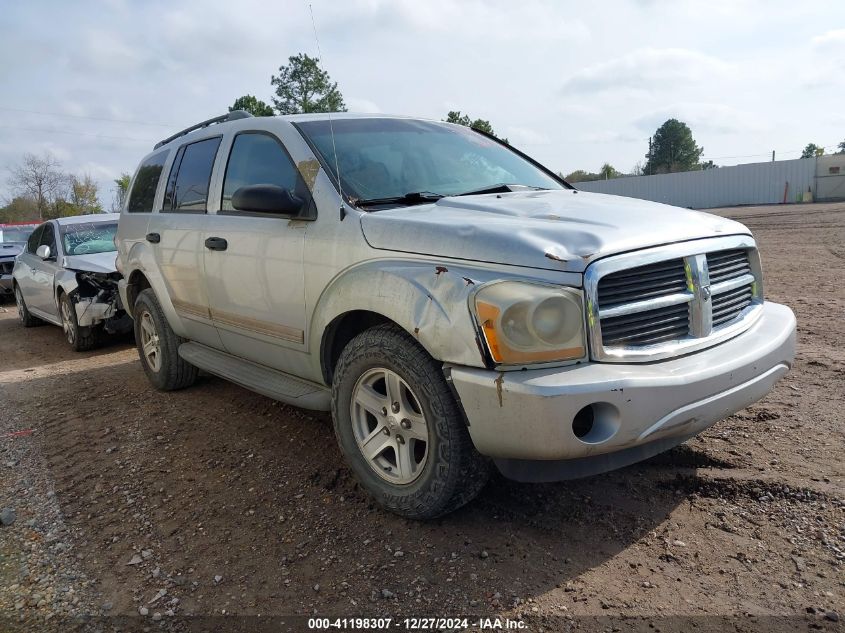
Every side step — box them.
[178,342,331,411]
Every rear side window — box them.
[27,225,44,253]
[127,151,167,213]
[164,137,221,212]
[221,132,306,212]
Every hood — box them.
[360,190,749,273]
[0,243,24,259]
[62,251,118,274]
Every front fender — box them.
[309,259,492,370]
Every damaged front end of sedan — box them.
[66,268,133,335]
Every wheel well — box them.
[125,270,151,317]
[321,310,393,384]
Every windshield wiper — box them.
[355,191,444,208]
[454,183,549,197]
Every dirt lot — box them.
[1,202,843,632]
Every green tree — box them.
[837,140,845,155]
[271,53,346,114]
[598,163,621,180]
[445,111,508,143]
[69,174,102,215]
[0,196,39,223]
[644,119,704,175]
[801,143,825,158]
[229,94,274,117]
[700,160,718,170]
[563,169,593,182]
[112,173,131,212]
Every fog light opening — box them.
[572,405,594,439]
[572,402,621,444]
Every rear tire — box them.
[15,285,41,328]
[59,292,100,352]
[332,324,489,519]
[133,288,198,391]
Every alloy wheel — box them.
[139,310,161,372]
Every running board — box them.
[178,342,331,411]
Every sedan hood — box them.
[0,243,24,259]
[62,251,118,274]
[360,190,749,273]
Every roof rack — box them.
[154,110,254,149]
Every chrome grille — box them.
[584,236,764,362]
[597,259,688,307]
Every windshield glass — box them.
[0,224,38,243]
[61,222,118,256]
[296,118,564,203]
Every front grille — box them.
[708,249,754,328]
[585,237,764,362]
[597,259,688,307]
[707,249,751,284]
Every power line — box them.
[0,124,156,143]
[0,106,177,128]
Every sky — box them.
[1,0,844,207]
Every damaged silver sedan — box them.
[12,214,132,350]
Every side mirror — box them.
[231,184,304,216]
[36,245,52,260]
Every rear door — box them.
[148,136,224,349]
[201,129,310,372]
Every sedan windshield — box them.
[296,118,565,205]
[61,222,118,256]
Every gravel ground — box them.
[0,202,843,633]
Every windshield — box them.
[296,118,564,204]
[0,224,38,243]
[60,222,118,256]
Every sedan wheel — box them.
[60,297,76,345]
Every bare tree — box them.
[8,152,65,221]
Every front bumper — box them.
[449,301,796,482]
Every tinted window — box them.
[166,137,221,212]
[222,133,307,212]
[127,151,167,213]
[27,225,44,253]
[162,146,185,210]
[39,223,56,253]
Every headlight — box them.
[473,281,586,365]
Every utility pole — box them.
[772,150,775,162]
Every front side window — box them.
[61,222,118,256]
[127,151,167,213]
[296,118,564,204]
[39,223,56,253]
[165,137,221,212]
[221,132,307,212]
[26,224,45,253]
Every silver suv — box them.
[116,111,796,518]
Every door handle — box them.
[145,233,161,244]
[204,237,228,251]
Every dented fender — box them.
[309,259,502,369]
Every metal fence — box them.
[576,157,824,209]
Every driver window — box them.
[27,225,44,254]
[39,223,56,254]
[221,132,307,212]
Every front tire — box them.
[15,285,41,328]
[59,292,100,352]
[332,324,489,519]
[133,288,198,391]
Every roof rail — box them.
[154,110,254,149]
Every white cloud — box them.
[506,126,550,146]
[345,98,382,114]
[561,48,730,94]
[634,103,769,135]
[812,29,845,49]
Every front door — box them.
[202,130,309,373]
[28,222,61,318]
